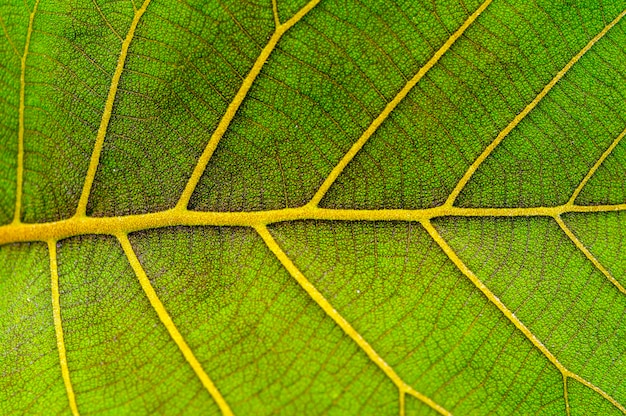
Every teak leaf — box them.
[1,0,626,414]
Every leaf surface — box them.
[1,0,625,414]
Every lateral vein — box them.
[308,0,492,207]
[555,215,626,295]
[48,240,80,416]
[568,125,626,205]
[272,0,280,28]
[421,219,626,414]
[444,8,626,207]
[564,374,571,416]
[255,224,451,416]
[75,0,152,217]
[14,0,40,224]
[176,0,321,210]
[117,233,234,416]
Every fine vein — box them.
[308,0,492,206]
[13,0,40,224]
[0,12,20,58]
[117,234,234,416]
[421,219,626,414]
[75,0,152,217]
[176,0,321,210]
[48,240,80,416]
[444,8,626,207]
[255,224,451,416]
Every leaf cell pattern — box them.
[1,0,626,414]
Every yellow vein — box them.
[421,219,626,414]
[255,224,451,416]
[117,233,234,416]
[308,0,492,207]
[48,240,80,416]
[555,215,626,295]
[444,8,626,207]
[75,0,151,217]
[176,0,321,210]
[567,125,626,205]
[564,374,571,416]
[1,203,626,246]
[575,376,626,414]
[272,0,281,28]
[13,0,40,224]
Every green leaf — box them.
[1,0,625,414]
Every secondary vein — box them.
[48,240,80,416]
[117,233,234,416]
[308,0,493,207]
[175,0,321,210]
[255,224,451,416]
[555,215,626,296]
[421,219,626,414]
[75,0,152,217]
[13,0,40,224]
[444,8,626,207]
[567,125,626,205]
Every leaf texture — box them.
[1,0,626,414]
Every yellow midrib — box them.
[2,203,625,245]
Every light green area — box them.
[436,216,626,407]
[0,242,69,415]
[275,0,310,24]
[57,235,220,414]
[271,221,564,414]
[1,0,625,414]
[406,395,444,416]
[569,379,624,416]
[130,226,397,415]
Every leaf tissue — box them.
[1,0,626,414]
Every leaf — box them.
[1,0,625,414]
